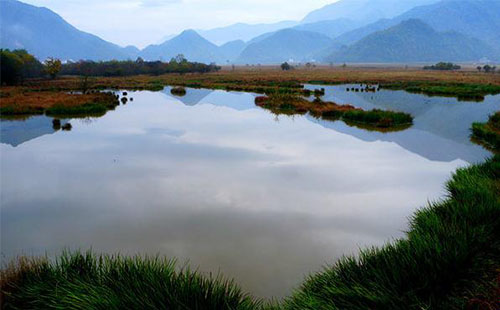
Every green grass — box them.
[0,106,45,116]
[342,109,413,128]
[255,94,413,130]
[1,251,259,310]
[1,156,498,309]
[471,112,500,151]
[45,95,119,117]
[381,82,500,101]
[281,155,500,310]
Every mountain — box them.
[236,29,335,64]
[335,0,500,46]
[140,30,221,63]
[302,0,439,24]
[292,19,362,39]
[328,19,499,63]
[218,40,247,63]
[197,21,298,45]
[0,0,136,61]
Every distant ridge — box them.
[237,29,334,64]
[328,19,499,63]
[0,0,137,61]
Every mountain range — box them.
[329,19,498,63]
[0,0,136,61]
[1,0,499,64]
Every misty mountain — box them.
[302,0,439,24]
[236,29,334,64]
[328,19,499,63]
[0,0,136,61]
[335,0,500,46]
[292,19,362,39]
[218,40,247,63]
[197,21,299,45]
[140,30,221,63]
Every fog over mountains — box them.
[1,0,498,64]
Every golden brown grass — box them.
[10,67,500,91]
[0,88,118,116]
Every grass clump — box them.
[45,92,119,117]
[1,251,259,310]
[471,112,500,151]
[381,82,500,101]
[255,94,413,130]
[281,155,500,310]
[170,86,187,96]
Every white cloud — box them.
[20,0,336,48]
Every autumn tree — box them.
[45,57,62,79]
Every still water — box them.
[1,85,498,298]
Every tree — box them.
[477,66,482,72]
[483,65,492,73]
[45,57,62,79]
[281,62,291,71]
[0,49,43,85]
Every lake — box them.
[1,85,498,298]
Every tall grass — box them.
[281,155,500,310]
[472,112,500,151]
[1,251,259,310]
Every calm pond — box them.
[1,85,499,298]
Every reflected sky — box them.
[1,87,497,298]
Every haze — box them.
[20,0,336,48]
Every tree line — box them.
[1,50,221,86]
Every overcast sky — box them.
[21,0,336,48]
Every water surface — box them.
[1,85,498,298]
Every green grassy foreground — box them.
[2,153,499,309]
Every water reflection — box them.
[1,87,498,298]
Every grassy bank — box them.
[2,154,498,309]
[281,155,500,310]
[0,89,119,118]
[0,252,258,310]
[472,112,500,151]
[255,94,413,130]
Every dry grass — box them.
[0,256,47,307]
[9,67,500,91]
[0,88,118,116]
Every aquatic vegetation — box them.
[472,112,500,151]
[381,82,500,101]
[2,156,498,309]
[52,118,61,130]
[255,94,413,130]
[170,86,187,96]
[0,90,119,118]
[61,123,72,131]
[282,155,500,310]
[0,251,259,310]
[45,93,119,117]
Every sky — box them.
[21,0,336,48]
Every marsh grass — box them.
[381,82,500,101]
[170,86,187,96]
[281,155,500,310]
[255,94,413,130]
[0,91,119,118]
[1,156,498,309]
[1,251,259,310]
[471,112,500,151]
